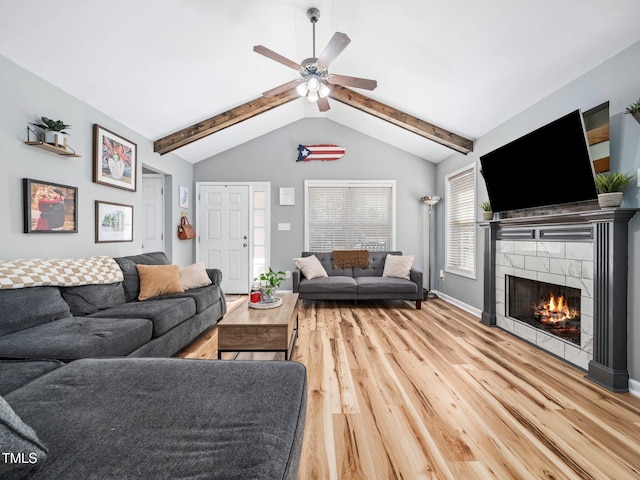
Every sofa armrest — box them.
[292,268,302,293]
[410,268,423,295]
[206,268,223,286]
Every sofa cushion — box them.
[353,251,404,278]
[297,276,358,295]
[137,264,184,301]
[382,254,414,280]
[153,284,222,314]
[0,395,48,479]
[5,358,307,480]
[300,252,353,277]
[0,360,63,396]
[293,255,328,280]
[0,287,71,337]
[179,262,212,290]
[356,276,419,295]
[60,282,126,316]
[113,252,171,302]
[0,317,152,362]
[89,297,196,337]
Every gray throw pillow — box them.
[0,396,47,479]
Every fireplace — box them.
[481,208,636,392]
[507,276,581,345]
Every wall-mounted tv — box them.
[479,110,598,213]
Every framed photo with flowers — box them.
[93,124,137,191]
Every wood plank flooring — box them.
[178,297,640,480]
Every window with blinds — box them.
[445,165,476,278]
[305,180,395,252]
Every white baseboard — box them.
[629,378,640,398]
[430,290,482,318]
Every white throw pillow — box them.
[382,254,414,280]
[293,255,328,280]
[179,262,212,290]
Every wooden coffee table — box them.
[217,293,299,360]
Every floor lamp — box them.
[421,195,440,299]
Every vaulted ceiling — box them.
[2,1,639,164]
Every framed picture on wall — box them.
[23,178,78,233]
[93,124,137,191]
[95,201,133,243]
[179,185,189,208]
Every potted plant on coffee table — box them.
[29,116,72,147]
[480,201,493,220]
[594,171,636,208]
[626,98,640,125]
[254,267,286,303]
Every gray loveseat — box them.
[0,252,226,361]
[292,251,423,309]
[0,357,307,479]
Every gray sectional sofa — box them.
[292,251,423,309]
[0,252,307,479]
[0,252,226,361]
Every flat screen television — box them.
[479,110,598,213]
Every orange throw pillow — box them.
[137,264,184,301]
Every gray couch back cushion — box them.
[113,252,170,302]
[302,251,403,278]
[60,282,126,316]
[0,287,71,337]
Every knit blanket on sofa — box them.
[333,250,370,269]
[0,256,124,289]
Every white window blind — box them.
[305,181,395,252]
[445,165,476,277]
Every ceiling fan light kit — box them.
[253,7,377,111]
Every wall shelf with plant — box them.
[626,98,640,125]
[24,117,81,157]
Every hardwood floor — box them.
[178,297,640,479]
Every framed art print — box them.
[179,185,189,208]
[23,178,78,233]
[93,124,137,191]
[95,201,133,243]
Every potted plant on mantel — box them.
[626,98,640,125]
[29,116,71,148]
[594,171,636,208]
[254,267,286,303]
[480,201,493,220]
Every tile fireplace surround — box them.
[481,207,637,392]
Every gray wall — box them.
[194,117,436,290]
[0,55,194,266]
[435,40,640,384]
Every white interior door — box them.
[199,184,250,293]
[141,175,164,254]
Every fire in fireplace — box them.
[507,276,581,345]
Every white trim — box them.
[629,378,640,398]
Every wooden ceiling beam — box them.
[329,85,474,155]
[153,89,299,155]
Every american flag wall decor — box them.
[296,144,346,162]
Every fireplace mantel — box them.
[481,208,637,392]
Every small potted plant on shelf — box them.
[254,267,286,303]
[626,98,640,125]
[29,116,71,147]
[594,171,636,208]
[480,201,493,220]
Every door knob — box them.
[243,235,248,239]
[243,243,248,247]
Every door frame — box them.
[141,172,166,255]
[195,182,271,293]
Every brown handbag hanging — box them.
[177,216,196,240]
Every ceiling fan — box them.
[253,7,377,112]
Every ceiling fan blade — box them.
[317,97,330,112]
[329,74,377,90]
[316,32,351,68]
[262,79,304,97]
[253,45,301,71]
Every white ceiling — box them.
[2,0,640,164]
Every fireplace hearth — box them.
[507,276,581,345]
